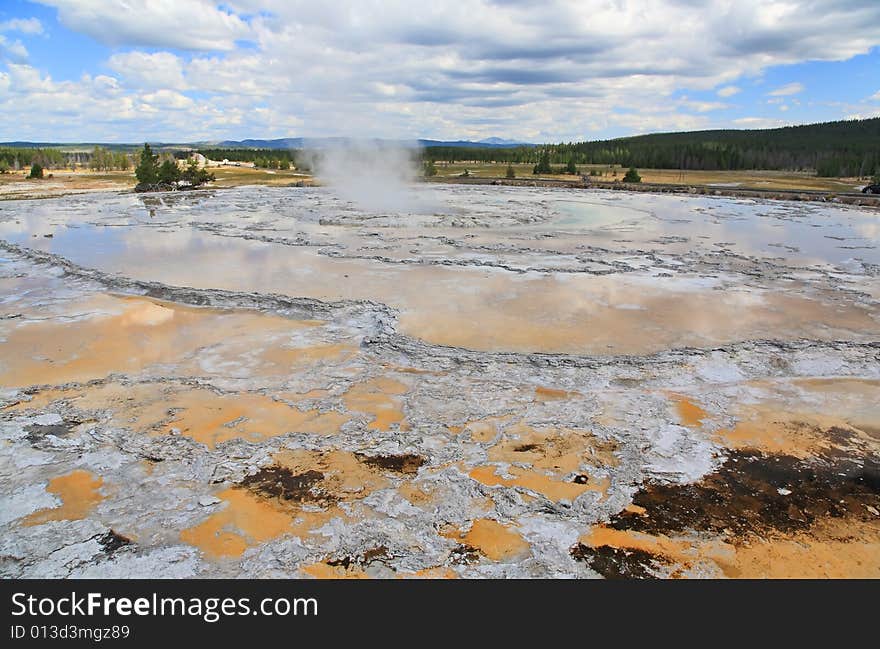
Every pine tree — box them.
[533,151,552,174]
[623,167,641,183]
[157,159,180,185]
[180,156,215,187]
[135,144,159,185]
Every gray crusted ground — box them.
[1,185,878,578]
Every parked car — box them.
[863,184,880,194]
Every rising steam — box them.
[302,139,426,213]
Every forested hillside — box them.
[424,118,880,177]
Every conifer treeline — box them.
[0,147,66,171]
[0,146,130,171]
[423,118,880,177]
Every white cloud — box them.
[733,117,788,128]
[35,0,251,50]
[6,1,880,141]
[108,51,187,90]
[0,18,44,34]
[0,36,29,62]
[140,89,195,111]
[678,98,729,113]
[845,110,880,120]
[871,90,880,101]
[767,82,805,96]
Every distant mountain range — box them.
[0,136,533,151]
[422,137,530,148]
[206,137,533,149]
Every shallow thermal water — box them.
[0,184,878,579]
[1,185,878,354]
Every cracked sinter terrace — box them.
[1,184,878,578]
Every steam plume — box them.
[303,139,425,213]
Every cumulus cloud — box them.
[34,0,252,50]
[0,18,44,34]
[0,64,194,141]
[767,82,805,96]
[6,1,880,140]
[108,51,187,90]
[139,89,195,111]
[0,36,29,62]
[0,17,42,63]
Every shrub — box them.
[27,163,44,179]
[506,164,515,179]
[623,167,641,182]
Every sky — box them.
[0,0,879,143]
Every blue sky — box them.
[1,0,879,143]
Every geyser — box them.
[304,139,426,213]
